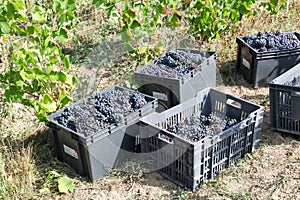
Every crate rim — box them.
[48,85,158,141]
[135,48,217,82]
[236,32,300,56]
[269,62,300,87]
[140,87,264,145]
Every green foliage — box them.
[0,0,285,122]
[0,0,79,121]
[41,170,75,194]
[57,176,75,194]
[186,0,259,40]
[260,0,287,15]
[94,0,286,58]
[95,0,178,63]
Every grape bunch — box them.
[54,89,149,136]
[166,113,238,142]
[242,30,300,52]
[129,92,147,111]
[141,49,205,78]
[54,107,77,132]
[94,96,118,124]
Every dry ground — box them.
[1,1,300,200]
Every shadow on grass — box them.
[217,60,251,87]
[22,127,87,182]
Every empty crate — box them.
[269,63,300,135]
[236,32,300,87]
[48,85,158,181]
[140,88,264,190]
[134,48,217,112]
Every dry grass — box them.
[1,1,300,200]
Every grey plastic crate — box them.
[140,88,264,190]
[134,48,217,112]
[269,63,300,135]
[48,85,158,181]
[236,32,300,87]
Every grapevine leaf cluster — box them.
[243,30,300,52]
[166,113,238,142]
[95,0,286,66]
[0,0,287,122]
[54,89,149,136]
[0,0,79,121]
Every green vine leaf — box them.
[57,176,75,194]
[130,20,141,29]
[40,94,57,112]
[0,22,10,34]
[120,28,132,42]
[31,6,47,22]
[60,92,72,106]
[64,55,70,69]
[36,109,48,122]
[11,0,25,10]
[169,13,179,27]
[124,43,136,53]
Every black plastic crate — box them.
[269,63,300,135]
[236,32,300,87]
[140,88,264,190]
[48,85,158,181]
[134,48,217,112]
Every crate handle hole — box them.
[226,99,242,109]
[291,91,300,97]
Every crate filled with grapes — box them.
[47,85,158,181]
[140,88,264,190]
[236,30,300,87]
[269,62,300,135]
[134,48,217,112]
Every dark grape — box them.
[155,55,179,68]
[129,92,147,111]
[141,49,205,78]
[243,30,300,52]
[54,108,77,132]
[166,113,238,142]
[54,89,149,136]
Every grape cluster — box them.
[243,30,300,52]
[284,75,300,87]
[166,113,238,142]
[129,92,147,111]
[54,89,149,136]
[54,107,77,132]
[141,49,205,78]
[94,97,117,124]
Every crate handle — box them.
[291,91,300,97]
[226,98,242,109]
[158,132,174,144]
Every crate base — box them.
[51,125,125,181]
